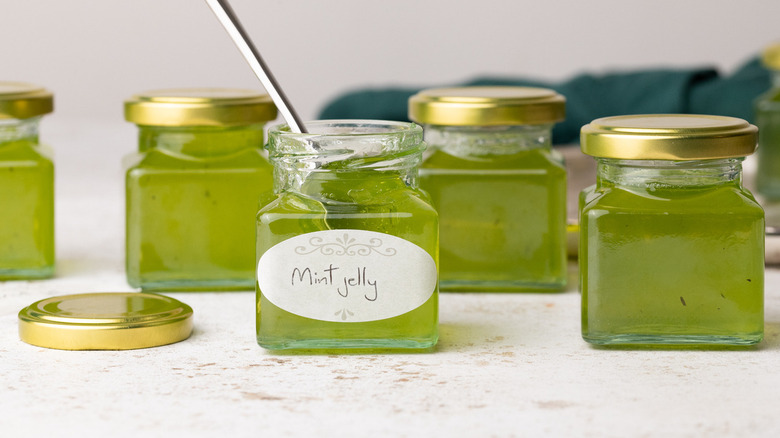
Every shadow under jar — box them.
[409,86,567,292]
[256,120,439,351]
[579,114,764,347]
[0,82,54,280]
[124,89,277,291]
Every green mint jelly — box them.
[256,121,438,351]
[0,120,54,279]
[126,125,273,291]
[420,133,567,292]
[756,83,780,199]
[580,162,764,346]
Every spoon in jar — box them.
[205,0,307,133]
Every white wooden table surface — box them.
[1,120,779,437]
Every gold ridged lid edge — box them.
[0,82,53,119]
[125,88,278,126]
[18,292,194,350]
[580,114,758,160]
[409,86,565,126]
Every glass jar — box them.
[124,88,277,291]
[409,86,567,291]
[0,82,55,280]
[756,43,780,199]
[256,120,438,350]
[580,114,764,346]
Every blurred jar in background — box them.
[756,43,780,199]
[0,82,54,280]
[124,89,277,291]
[409,86,567,292]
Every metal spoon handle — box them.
[205,0,307,133]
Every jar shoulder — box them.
[259,187,438,220]
[756,87,780,106]
[0,141,53,164]
[421,147,565,172]
[125,147,272,172]
[582,184,763,217]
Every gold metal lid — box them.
[0,82,54,119]
[580,114,758,160]
[124,88,278,126]
[408,86,565,126]
[19,292,193,350]
[762,42,780,70]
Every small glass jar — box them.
[756,43,780,199]
[580,114,764,346]
[124,89,277,291]
[0,82,55,280]
[409,86,567,291]
[256,120,438,350]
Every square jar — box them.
[580,114,764,346]
[410,87,567,291]
[0,82,54,280]
[755,43,780,199]
[124,89,277,291]
[256,120,439,350]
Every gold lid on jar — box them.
[580,114,758,160]
[762,42,780,70]
[408,86,565,126]
[0,82,54,119]
[124,88,278,126]
[19,292,193,350]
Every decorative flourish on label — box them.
[294,233,397,257]
[335,308,355,321]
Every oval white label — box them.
[257,230,437,323]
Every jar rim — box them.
[267,119,424,157]
[269,119,422,137]
[581,114,757,160]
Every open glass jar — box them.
[580,114,764,346]
[256,120,438,350]
[0,82,54,280]
[409,86,567,291]
[124,88,277,291]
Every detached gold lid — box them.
[580,114,758,160]
[19,292,193,350]
[762,42,780,70]
[0,82,54,119]
[124,88,278,126]
[408,86,565,126]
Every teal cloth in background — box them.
[318,58,771,145]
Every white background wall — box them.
[2,0,780,123]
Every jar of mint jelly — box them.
[0,82,55,280]
[256,120,438,350]
[124,89,277,291]
[409,86,567,292]
[756,43,780,199]
[580,114,764,346]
